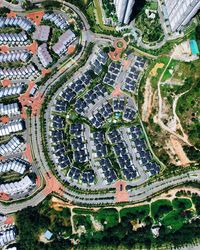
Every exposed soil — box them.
[150,63,164,77]
[170,135,193,166]
[142,77,154,122]
[90,215,104,231]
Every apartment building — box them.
[164,0,200,32]
[113,0,135,24]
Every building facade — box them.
[164,0,200,32]
[114,0,135,24]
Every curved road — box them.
[0,170,200,214]
[0,0,199,214]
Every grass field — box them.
[73,208,119,229]
[172,198,192,211]
[71,198,195,235]
[161,59,178,82]
[151,198,193,232]
[162,209,185,232]
[151,199,173,221]
[149,56,170,89]
[120,205,150,221]
[149,2,158,10]
[95,208,119,228]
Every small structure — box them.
[151,224,161,238]
[32,25,50,42]
[44,230,53,240]
[29,86,37,97]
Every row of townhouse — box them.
[0,16,34,32]
[43,12,68,31]
[0,64,39,79]
[0,226,16,248]
[0,119,24,137]
[0,50,31,63]
[0,158,29,175]
[0,102,20,117]
[0,31,29,46]
[0,175,34,196]
[52,29,75,56]
[0,136,23,156]
[37,43,53,68]
[0,85,24,98]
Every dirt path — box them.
[51,197,77,234]
[173,91,190,141]
[157,56,192,146]
[142,77,153,122]
[170,135,193,166]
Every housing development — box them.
[0,0,199,249]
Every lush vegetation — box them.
[151,199,173,221]
[15,195,200,249]
[16,197,72,250]
[0,7,10,16]
[135,2,164,43]
[102,0,117,21]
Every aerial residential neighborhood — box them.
[0,0,199,249]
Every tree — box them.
[22,0,33,10]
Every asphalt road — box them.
[1,0,199,215]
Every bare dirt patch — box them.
[50,196,73,211]
[150,63,164,77]
[90,215,104,231]
[169,135,194,166]
[142,77,154,122]
[131,220,146,231]
[172,41,199,62]
[39,233,52,244]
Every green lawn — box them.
[172,198,192,211]
[95,208,119,228]
[73,208,118,229]
[161,59,178,82]
[162,210,185,232]
[151,199,173,221]
[149,2,158,10]
[120,205,150,221]
[73,208,95,215]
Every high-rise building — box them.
[164,0,200,32]
[114,0,135,24]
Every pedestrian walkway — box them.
[26,41,38,55]
[112,84,123,97]
[22,144,33,163]
[7,10,16,17]
[18,81,44,118]
[4,216,14,225]
[115,180,129,203]
[1,79,11,87]
[0,192,10,201]
[0,45,9,53]
[42,172,64,197]
[26,11,44,26]
[42,68,51,77]
[0,116,9,124]
[109,38,127,61]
